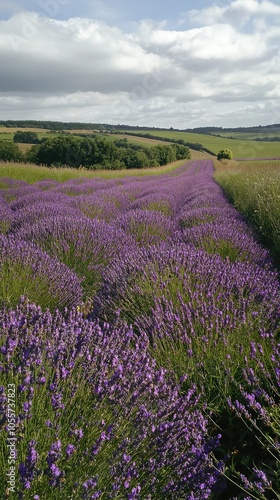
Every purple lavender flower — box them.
[0,194,14,233]
[16,214,136,299]
[115,208,178,247]
[46,440,64,486]
[65,444,76,459]
[19,440,39,490]
[1,300,223,498]
[0,234,83,311]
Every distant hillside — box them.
[1,121,280,158]
[182,124,280,134]
[1,120,280,136]
[0,120,110,131]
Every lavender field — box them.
[1,160,280,499]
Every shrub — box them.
[217,149,233,161]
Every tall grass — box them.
[214,160,280,263]
[0,159,189,183]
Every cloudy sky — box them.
[0,0,280,128]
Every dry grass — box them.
[0,158,191,183]
[189,149,214,160]
[17,143,34,152]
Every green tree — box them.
[30,136,82,167]
[154,145,176,165]
[25,144,41,164]
[0,141,23,161]
[217,148,233,160]
[26,135,189,170]
[173,143,191,160]
[13,131,40,144]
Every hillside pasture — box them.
[2,125,280,158]
[123,129,280,158]
[211,125,280,141]
[99,132,171,147]
[0,132,13,141]
[0,128,59,142]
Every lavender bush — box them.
[0,194,14,233]
[16,215,136,301]
[0,301,223,499]
[181,222,271,266]
[11,201,83,232]
[0,234,82,311]
[115,209,178,246]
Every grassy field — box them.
[123,129,280,158]
[0,127,49,133]
[0,158,194,183]
[2,125,280,158]
[17,143,34,152]
[0,127,175,148]
[0,133,13,141]
[211,125,280,141]
[0,128,60,142]
[98,132,171,147]
[214,159,280,263]
[0,128,183,150]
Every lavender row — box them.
[0,300,224,498]
[1,159,280,498]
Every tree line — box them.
[0,120,109,131]
[0,135,190,169]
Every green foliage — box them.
[217,149,233,160]
[198,237,245,262]
[26,136,191,170]
[0,140,23,161]
[0,119,110,131]
[13,130,40,144]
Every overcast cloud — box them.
[0,0,280,128]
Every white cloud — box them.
[186,0,280,29]
[0,2,280,128]
[0,13,163,94]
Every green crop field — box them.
[211,125,280,141]
[0,133,13,141]
[0,130,58,142]
[98,133,171,148]
[2,125,280,158]
[212,132,280,140]
[0,129,177,148]
[123,129,280,158]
